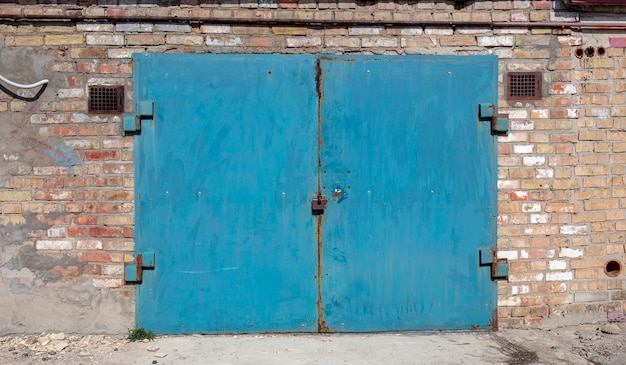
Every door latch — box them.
[479,248,508,280]
[312,197,327,215]
[479,103,509,135]
[124,252,156,284]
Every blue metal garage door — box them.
[133,54,497,333]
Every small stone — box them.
[8,346,16,351]
[54,341,69,352]
[47,350,56,355]
[577,330,598,341]
[16,343,26,350]
[147,345,160,352]
[152,361,158,364]
[142,339,150,343]
[49,333,66,341]
[154,353,167,358]
[599,324,621,335]
[79,351,91,357]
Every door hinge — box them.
[479,103,509,136]
[124,252,155,284]
[123,100,154,133]
[479,248,508,280]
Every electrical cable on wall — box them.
[0,73,49,102]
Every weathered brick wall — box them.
[0,0,625,333]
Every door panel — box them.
[134,54,319,333]
[134,54,498,333]
[319,56,498,331]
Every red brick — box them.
[89,227,122,237]
[84,150,119,161]
[610,38,626,48]
[68,227,88,237]
[73,215,99,225]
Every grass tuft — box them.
[127,327,156,342]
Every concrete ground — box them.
[2,322,625,364]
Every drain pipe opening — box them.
[604,260,622,277]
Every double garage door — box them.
[133,54,498,333]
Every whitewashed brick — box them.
[497,250,518,260]
[535,168,554,178]
[206,36,243,47]
[530,214,548,224]
[57,89,84,99]
[30,114,71,124]
[560,226,589,236]
[286,37,322,48]
[108,48,143,59]
[200,25,232,34]
[557,35,583,46]
[509,273,544,282]
[325,37,360,48]
[477,35,515,47]
[92,278,122,288]
[76,240,103,250]
[400,27,423,36]
[76,23,115,32]
[86,34,124,46]
[102,264,124,276]
[549,260,567,270]
[425,27,454,36]
[507,110,529,119]
[362,38,398,48]
[498,132,527,143]
[498,180,520,189]
[36,240,72,250]
[47,227,67,238]
[551,84,577,95]
[522,203,541,212]
[531,109,549,119]
[546,271,573,281]
[348,26,384,36]
[511,285,530,295]
[567,108,580,118]
[560,247,583,258]
[498,296,522,306]
[523,156,545,166]
[510,120,534,130]
[514,145,534,154]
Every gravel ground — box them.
[0,322,625,365]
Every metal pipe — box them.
[2,13,626,30]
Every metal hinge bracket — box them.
[479,248,508,280]
[479,103,509,136]
[123,100,154,133]
[124,252,155,284]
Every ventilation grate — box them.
[507,72,542,101]
[88,85,124,114]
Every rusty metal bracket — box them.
[123,100,154,133]
[312,197,327,215]
[479,103,509,136]
[479,248,508,280]
[124,252,156,284]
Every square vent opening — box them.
[88,85,124,114]
[507,72,542,101]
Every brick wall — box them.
[0,0,625,333]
